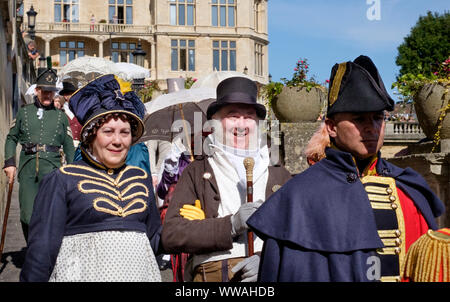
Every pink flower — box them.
[326,79,330,83]
[294,68,298,71]
[305,65,308,69]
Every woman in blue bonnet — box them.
[21,74,162,282]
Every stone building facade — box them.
[0,0,36,221]
[21,0,269,88]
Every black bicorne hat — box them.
[206,76,266,120]
[59,80,78,96]
[35,69,59,91]
[326,55,394,117]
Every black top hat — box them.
[326,55,394,117]
[35,69,59,91]
[59,80,78,96]
[207,76,266,120]
[69,74,146,144]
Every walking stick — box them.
[243,157,255,257]
[0,181,14,261]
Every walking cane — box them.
[0,181,14,261]
[243,157,255,257]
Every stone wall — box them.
[279,121,322,175]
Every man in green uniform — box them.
[3,69,75,241]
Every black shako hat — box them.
[326,55,395,117]
[206,76,266,120]
[35,68,59,91]
[59,80,78,96]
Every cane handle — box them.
[243,157,255,182]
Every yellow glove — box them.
[180,200,205,220]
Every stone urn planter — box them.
[271,86,326,122]
[413,82,450,141]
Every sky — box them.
[267,0,449,103]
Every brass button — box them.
[395,230,401,237]
[395,238,402,246]
[107,169,114,175]
[389,195,396,202]
[386,187,393,194]
[395,247,401,255]
[391,203,398,210]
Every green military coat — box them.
[4,98,75,224]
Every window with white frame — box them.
[171,39,195,71]
[255,43,264,76]
[111,42,136,63]
[54,0,79,23]
[108,0,133,24]
[170,0,195,26]
[59,41,84,66]
[211,0,236,27]
[212,40,236,71]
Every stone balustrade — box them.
[384,121,425,143]
[29,22,153,34]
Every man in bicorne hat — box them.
[3,68,75,241]
[247,55,445,282]
[161,76,291,282]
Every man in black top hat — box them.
[3,69,75,241]
[161,76,292,282]
[247,55,445,282]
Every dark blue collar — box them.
[80,145,126,175]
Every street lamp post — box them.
[26,5,37,40]
[132,41,147,91]
[37,54,47,76]
[109,32,113,61]
[132,41,146,67]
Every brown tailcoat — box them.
[161,155,292,254]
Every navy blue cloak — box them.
[247,148,445,282]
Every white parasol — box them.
[58,56,116,77]
[114,62,150,81]
[191,70,253,89]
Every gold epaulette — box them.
[404,228,450,282]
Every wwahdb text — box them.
[174,285,275,299]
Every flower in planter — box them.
[185,76,197,89]
[280,58,323,92]
[391,56,450,104]
[392,57,450,151]
[137,80,161,103]
[262,58,326,110]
